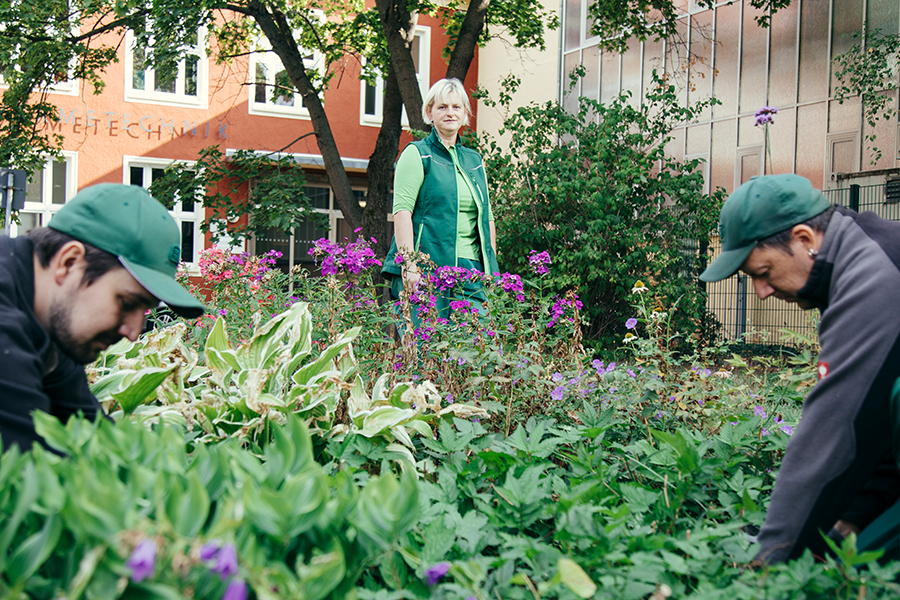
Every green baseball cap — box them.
[48,183,205,318]
[700,174,831,282]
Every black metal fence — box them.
[705,182,893,346]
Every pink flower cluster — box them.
[548,294,583,328]
[308,236,382,276]
[754,105,778,127]
[432,266,483,292]
[496,272,525,302]
[528,250,551,276]
[197,246,281,284]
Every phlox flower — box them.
[754,105,778,127]
[528,250,551,276]
[425,562,451,586]
[126,539,156,583]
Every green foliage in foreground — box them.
[4,398,900,598]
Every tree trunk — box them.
[364,64,404,262]
[375,0,428,132]
[445,0,491,82]
[247,0,364,230]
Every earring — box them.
[808,248,819,259]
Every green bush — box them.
[476,73,726,348]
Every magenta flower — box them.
[425,562,451,586]
[126,539,156,583]
[212,543,239,580]
[222,579,248,600]
[394,254,404,264]
[625,317,638,330]
[528,250,551,276]
[754,105,778,127]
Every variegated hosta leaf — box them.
[358,407,418,438]
[438,404,489,419]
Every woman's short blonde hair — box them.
[422,78,471,127]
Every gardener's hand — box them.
[403,265,421,290]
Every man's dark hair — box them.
[755,206,836,255]
[28,227,122,286]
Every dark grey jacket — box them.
[0,235,103,454]
[756,207,900,563]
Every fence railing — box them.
[704,182,891,347]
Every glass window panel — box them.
[582,45,600,102]
[365,82,377,116]
[25,172,43,203]
[130,166,144,187]
[795,102,827,186]
[274,70,294,106]
[562,52,580,114]
[831,0,864,93]
[255,63,267,103]
[621,36,642,106]
[411,36,421,72]
[642,38,665,107]
[689,10,714,120]
[769,106,796,174]
[710,120,737,192]
[155,61,178,94]
[132,46,146,90]
[740,153,760,184]
[181,221,194,263]
[868,0,899,37]
[712,2,739,118]
[564,0,581,51]
[305,187,330,210]
[768,1,798,108]
[335,217,352,244]
[185,55,198,97]
[51,160,66,205]
[686,124,710,155]
[18,212,40,234]
[829,96,860,131]
[599,50,619,104]
[831,138,857,173]
[739,2,767,114]
[798,0,829,102]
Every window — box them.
[252,186,372,273]
[124,157,204,267]
[249,36,323,119]
[124,28,207,108]
[360,26,431,126]
[1,153,77,237]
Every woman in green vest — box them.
[383,78,499,331]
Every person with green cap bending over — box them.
[701,173,900,564]
[0,183,205,454]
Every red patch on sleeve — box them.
[817,362,829,379]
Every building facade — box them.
[5,13,477,274]
[478,0,899,343]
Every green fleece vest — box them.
[383,130,499,278]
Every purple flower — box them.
[212,543,239,580]
[528,250,551,276]
[626,369,636,378]
[222,579,248,600]
[199,540,221,561]
[426,562,451,586]
[606,362,616,372]
[781,425,794,435]
[218,309,227,316]
[446,393,454,404]
[591,359,604,375]
[551,386,565,401]
[754,406,767,418]
[394,254,404,264]
[551,372,564,382]
[126,539,156,583]
[625,318,638,330]
[754,105,778,127]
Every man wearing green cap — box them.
[701,173,900,563]
[0,183,205,453]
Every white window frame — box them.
[4,152,78,237]
[123,27,208,109]
[360,25,431,127]
[826,130,861,180]
[734,145,764,189]
[122,156,204,271]
[248,33,324,120]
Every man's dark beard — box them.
[47,299,121,364]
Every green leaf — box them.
[112,365,177,415]
[6,513,63,584]
[558,558,597,598]
[0,460,40,572]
